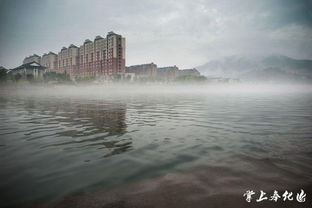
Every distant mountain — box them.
[196,55,312,83]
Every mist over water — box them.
[0,84,312,207]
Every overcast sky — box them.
[0,0,311,68]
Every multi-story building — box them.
[126,64,201,80]
[23,54,41,65]
[178,68,200,76]
[79,39,93,76]
[107,32,126,75]
[57,47,68,74]
[157,65,180,80]
[41,52,58,72]
[58,45,79,75]
[126,63,158,78]
[22,31,126,79]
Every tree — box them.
[44,72,57,81]
[113,74,122,80]
[0,67,7,82]
[26,74,34,82]
[175,75,207,82]
[14,74,22,82]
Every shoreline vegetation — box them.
[2,64,312,86]
[1,67,312,98]
[0,70,212,86]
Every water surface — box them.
[0,85,311,207]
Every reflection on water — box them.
[0,86,312,207]
[22,98,129,156]
[3,97,129,156]
[0,95,132,207]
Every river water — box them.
[0,84,311,207]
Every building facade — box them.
[58,45,79,75]
[157,65,180,80]
[126,63,202,80]
[9,62,46,80]
[41,52,58,72]
[126,63,157,78]
[178,68,201,76]
[22,31,126,79]
[23,54,41,65]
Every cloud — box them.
[0,0,311,68]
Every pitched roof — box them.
[157,65,179,71]
[107,31,116,36]
[95,35,104,40]
[180,68,200,72]
[10,61,46,71]
[84,39,92,44]
[69,44,78,48]
[48,51,57,55]
[0,66,8,73]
